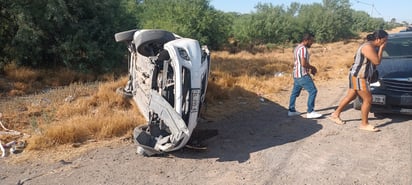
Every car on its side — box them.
[114,29,211,156]
[354,31,412,115]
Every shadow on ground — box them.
[373,113,412,128]
[172,98,323,163]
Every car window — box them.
[383,37,412,58]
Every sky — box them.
[210,0,411,23]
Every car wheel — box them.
[114,29,137,42]
[134,30,175,57]
[353,96,362,110]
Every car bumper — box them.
[371,89,412,115]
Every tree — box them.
[252,3,291,44]
[323,0,354,40]
[0,0,18,70]
[136,0,230,49]
[231,13,254,44]
[1,0,137,73]
[297,0,354,43]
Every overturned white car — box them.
[114,29,211,156]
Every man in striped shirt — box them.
[288,33,322,119]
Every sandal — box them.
[328,116,346,125]
[359,124,380,132]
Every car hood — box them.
[378,58,412,78]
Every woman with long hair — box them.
[329,30,388,132]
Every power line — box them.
[353,0,382,17]
[355,0,373,6]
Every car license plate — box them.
[400,108,412,114]
[372,95,385,105]
[190,89,201,113]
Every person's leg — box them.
[288,78,302,112]
[299,75,317,113]
[356,90,372,126]
[349,78,379,131]
[331,89,357,118]
[329,74,358,124]
[331,74,359,117]
[357,90,379,131]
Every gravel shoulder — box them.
[1,78,411,185]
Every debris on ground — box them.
[0,112,29,157]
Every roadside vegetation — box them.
[1,0,404,73]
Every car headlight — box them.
[370,81,381,87]
[371,81,381,90]
[178,48,190,61]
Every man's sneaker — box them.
[288,111,301,117]
[306,111,322,119]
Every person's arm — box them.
[300,49,317,75]
[300,48,309,68]
[362,43,386,65]
[300,57,307,68]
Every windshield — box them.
[382,36,412,58]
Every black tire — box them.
[134,30,175,57]
[353,96,362,110]
[114,29,137,42]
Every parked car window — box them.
[383,37,412,57]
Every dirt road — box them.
[1,78,411,185]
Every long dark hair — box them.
[366,30,388,41]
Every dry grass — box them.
[0,27,405,155]
[1,63,99,96]
[208,40,358,101]
[0,76,144,151]
[203,41,358,118]
[26,79,144,150]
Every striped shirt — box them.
[350,43,374,80]
[293,44,310,78]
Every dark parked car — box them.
[354,32,412,115]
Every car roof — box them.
[389,31,412,39]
